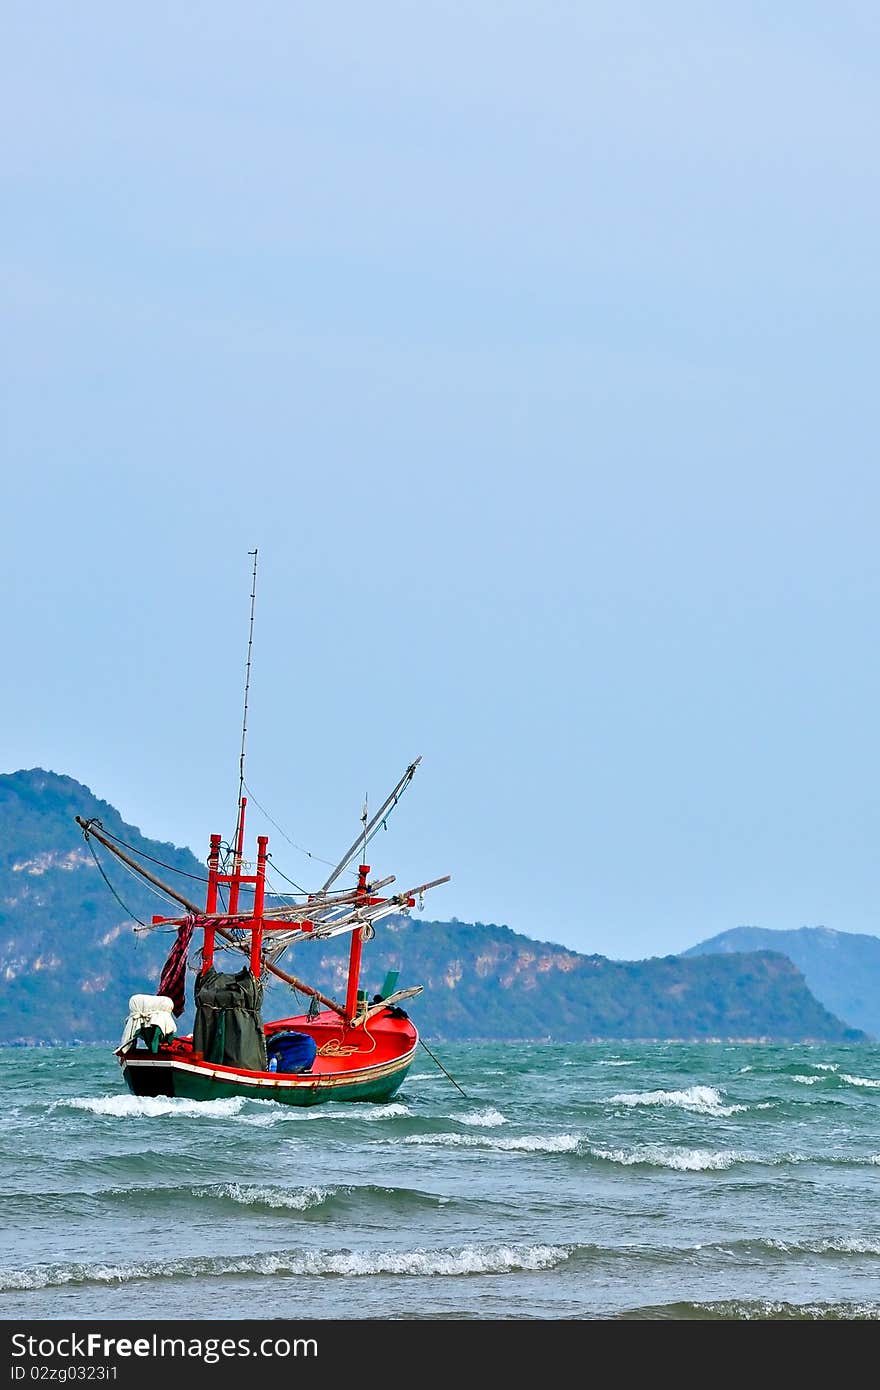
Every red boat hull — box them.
[120,1009,418,1106]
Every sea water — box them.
[2,1041,880,1320]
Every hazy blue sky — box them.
[3,3,879,959]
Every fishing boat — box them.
[75,555,450,1106]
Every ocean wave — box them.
[188,1182,451,1216]
[193,1184,335,1211]
[609,1086,746,1116]
[583,1146,880,1171]
[458,1107,508,1127]
[597,1060,638,1067]
[57,1095,251,1120]
[303,1101,412,1121]
[813,1063,839,1072]
[761,1236,880,1255]
[588,1145,744,1171]
[790,1071,880,1091]
[618,1299,880,1320]
[8,1181,456,1220]
[402,1132,581,1153]
[0,1243,572,1292]
[55,1094,318,1127]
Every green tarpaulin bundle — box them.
[193,966,268,1071]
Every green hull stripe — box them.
[122,1055,413,1106]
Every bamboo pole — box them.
[76,818,202,912]
[320,757,422,892]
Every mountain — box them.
[0,769,866,1044]
[683,926,880,1041]
[0,769,207,1042]
[347,919,862,1042]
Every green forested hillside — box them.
[684,925,880,1041]
[0,769,866,1044]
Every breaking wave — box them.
[402,1132,581,1153]
[58,1096,252,1120]
[458,1107,508,1127]
[586,1146,880,1172]
[588,1145,747,1171]
[760,1236,880,1255]
[192,1184,335,1211]
[790,1071,880,1090]
[187,1182,452,1217]
[618,1299,880,1320]
[303,1101,412,1122]
[0,1244,572,1292]
[609,1086,747,1116]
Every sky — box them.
[3,3,880,961]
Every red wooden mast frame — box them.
[152,798,414,1024]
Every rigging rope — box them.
[79,822,210,884]
[242,777,336,875]
[263,856,308,896]
[317,1019,378,1058]
[418,1037,469,1099]
[106,845,187,912]
[83,836,146,928]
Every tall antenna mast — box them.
[236,548,259,829]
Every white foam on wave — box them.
[764,1236,880,1255]
[194,1183,335,1211]
[402,1132,581,1153]
[305,1101,411,1121]
[458,1107,508,1128]
[791,1067,879,1088]
[687,1298,880,1320]
[407,1073,440,1081]
[60,1095,249,1120]
[597,1060,638,1067]
[591,1146,863,1170]
[609,1086,745,1116]
[590,1145,741,1171]
[0,1243,571,1291]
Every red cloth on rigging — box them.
[157,916,196,1017]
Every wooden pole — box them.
[76,818,202,912]
[228,797,247,915]
[262,960,347,1017]
[345,863,369,1020]
[250,835,267,975]
[320,758,421,893]
[203,833,221,969]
